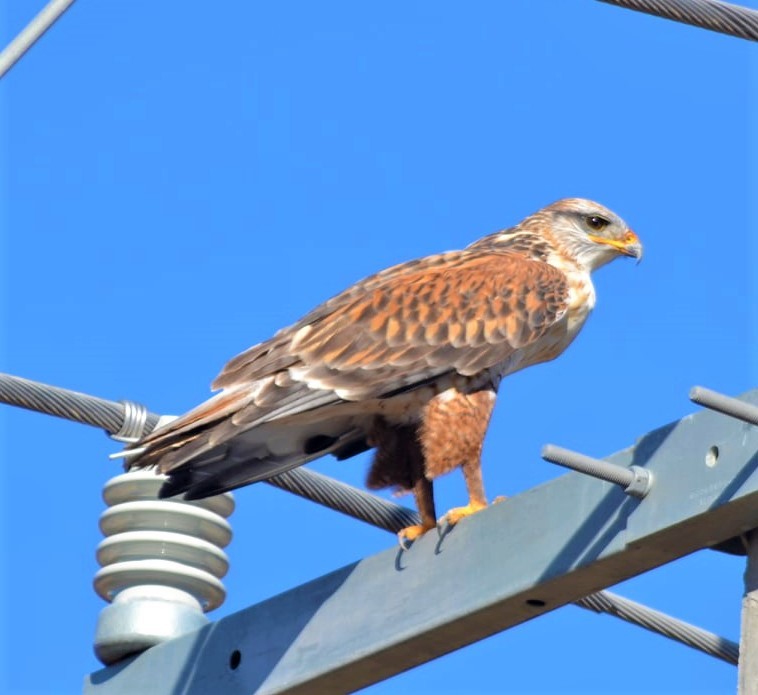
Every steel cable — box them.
[0,373,161,437]
[577,590,739,664]
[269,468,419,532]
[597,0,758,40]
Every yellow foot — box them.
[439,501,488,528]
[397,523,434,550]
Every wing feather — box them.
[213,251,569,398]
[129,249,570,488]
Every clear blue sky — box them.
[1,1,756,693]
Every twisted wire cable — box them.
[0,371,739,665]
[0,373,161,436]
[269,468,419,533]
[597,0,758,40]
[577,590,739,664]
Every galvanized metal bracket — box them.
[84,389,758,695]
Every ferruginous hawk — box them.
[126,198,642,544]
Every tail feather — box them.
[127,387,255,470]
[128,369,381,500]
[161,453,307,499]
[129,380,348,475]
[139,410,374,499]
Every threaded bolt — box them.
[541,444,653,499]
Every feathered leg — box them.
[366,419,437,545]
[401,474,436,545]
[420,386,497,528]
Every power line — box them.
[597,0,758,40]
[0,373,160,436]
[0,0,755,86]
[0,0,77,79]
[577,590,739,665]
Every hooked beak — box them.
[589,229,643,263]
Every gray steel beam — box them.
[84,390,758,694]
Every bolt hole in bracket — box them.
[705,446,719,468]
[689,386,758,555]
[229,650,242,670]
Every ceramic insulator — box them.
[93,468,234,665]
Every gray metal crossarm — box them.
[85,390,758,694]
[0,371,742,669]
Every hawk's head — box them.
[543,198,642,271]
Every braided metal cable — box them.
[577,590,739,664]
[597,0,758,40]
[269,468,419,533]
[0,372,160,437]
[0,371,739,665]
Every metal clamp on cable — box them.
[110,400,149,443]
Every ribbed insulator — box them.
[93,469,234,665]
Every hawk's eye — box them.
[586,215,609,232]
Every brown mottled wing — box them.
[130,250,569,493]
[214,251,569,401]
[211,252,466,390]
[131,253,480,465]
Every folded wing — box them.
[127,250,569,498]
